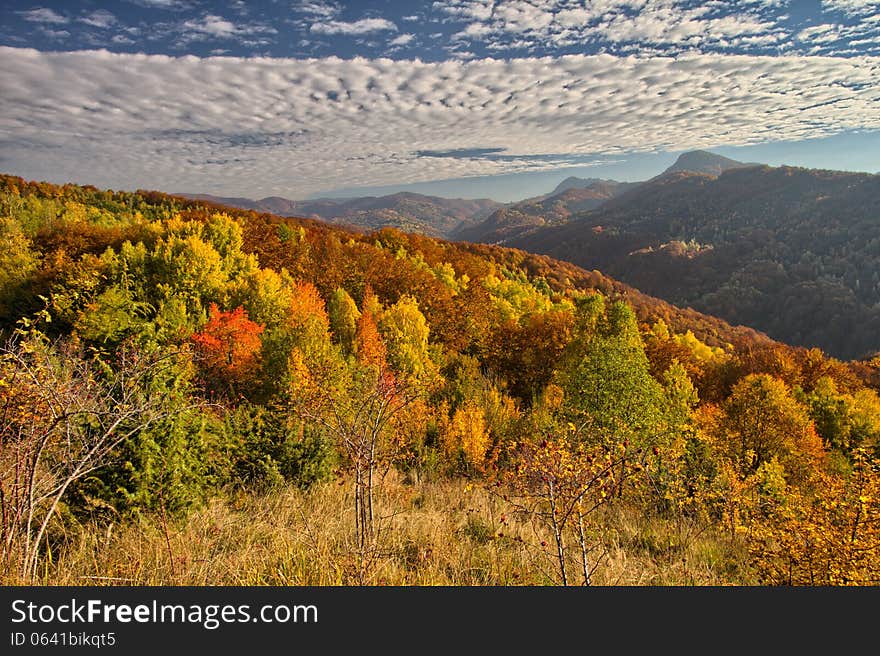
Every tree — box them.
[498,435,626,585]
[804,376,880,455]
[378,295,437,383]
[746,451,880,585]
[441,402,491,473]
[260,280,332,398]
[328,288,361,355]
[0,330,186,581]
[0,218,39,319]
[486,310,574,402]
[354,310,386,370]
[191,303,264,399]
[288,360,416,580]
[557,301,668,495]
[712,374,825,486]
[560,302,666,439]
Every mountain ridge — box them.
[176,191,504,238]
[506,163,880,359]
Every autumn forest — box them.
[1,174,879,586]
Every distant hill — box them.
[661,150,757,177]
[508,164,880,359]
[177,191,503,238]
[453,180,637,243]
[550,176,621,196]
[454,149,757,245]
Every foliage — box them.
[191,303,264,399]
[223,403,333,490]
[2,174,879,586]
[706,374,826,487]
[746,451,880,585]
[498,435,624,585]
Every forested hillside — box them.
[509,165,880,360]
[1,174,879,586]
[453,181,636,244]
[179,191,503,238]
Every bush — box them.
[224,404,334,490]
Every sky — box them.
[1,1,879,202]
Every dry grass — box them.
[13,473,752,586]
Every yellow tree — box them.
[441,402,491,473]
[499,435,629,585]
[713,374,826,487]
[747,451,880,585]
[328,287,361,355]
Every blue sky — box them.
[1,1,879,201]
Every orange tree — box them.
[191,303,264,399]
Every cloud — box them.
[795,11,880,54]
[389,33,415,46]
[38,29,70,40]
[180,14,278,40]
[79,10,117,29]
[1,47,878,198]
[17,8,69,24]
[310,18,398,35]
[296,1,342,18]
[821,0,880,16]
[438,0,788,53]
[126,0,192,8]
[416,147,507,158]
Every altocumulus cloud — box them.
[0,47,878,197]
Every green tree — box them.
[328,288,361,355]
[560,301,666,445]
[805,376,880,456]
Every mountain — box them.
[177,191,503,238]
[661,150,756,176]
[453,180,637,244]
[453,149,751,245]
[507,164,880,359]
[550,176,620,195]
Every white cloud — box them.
[38,29,70,40]
[821,0,880,16]
[796,10,880,53]
[0,47,878,198]
[454,22,493,38]
[183,15,239,38]
[798,24,842,43]
[18,8,68,24]
[310,18,398,35]
[181,14,277,40]
[436,0,786,52]
[126,0,191,8]
[389,34,415,46]
[295,1,342,18]
[79,10,117,29]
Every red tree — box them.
[191,303,264,397]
